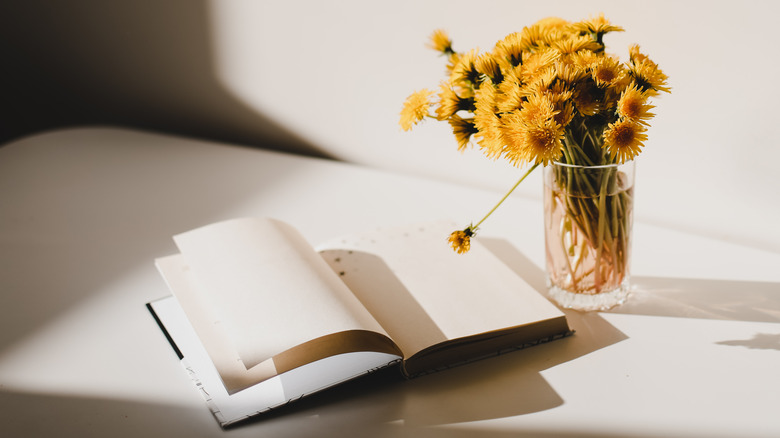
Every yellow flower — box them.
[399,89,433,131]
[522,66,558,94]
[571,13,624,36]
[436,84,461,120]
[602,86,623,112]
[573,80,604,116]
[519,93,558,124]
[520,48,560,79]
[475,117,505,159]
[496,68,524,112]
[603,119,648,163]
[519,24,552,50]
[475,54,503,84]
[473,83,505,159]
[451,49,482,87]
[555,60,589,85]
[399,17,669,252]
[545,85,575,126]
[436,83,475,121]
[448,114,478,151]
[428,29,454,54]
[552,34,601,55]
[446,52,461,74]
[628,44,649,64]
[554,100,575,127]
[591,56,625,88]
[535,16,570,30]
[502,112,564,166]
[628,59,671,96]
[617,84,655,125]
[520,119,565,165]
[570,50,599,71]
[448,228,474,254]
[494,32,525,68]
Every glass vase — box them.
[543,161,635,311]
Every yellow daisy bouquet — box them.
[400,14,669,299]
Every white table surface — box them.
[1,127,778,438]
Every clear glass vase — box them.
[543,161,635,311]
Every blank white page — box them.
[172,217,388,370]
[316,221,564,353]
[156,254,278,393]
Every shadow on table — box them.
[715,332,780,351]
[236,334,582,430]
[616,276,780,323]
[479,235,630,362]
[619,277,780,352]
[0,387,662,438]
[0,388,216,438]
[480,236,780,325]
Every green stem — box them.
[558,214,579,289]
[593,166,612,291]
[472,162,540,231]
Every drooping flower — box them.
[448,227,474,254]
[603,119,648,163]
[399,89,433,131]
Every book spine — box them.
[401,330,574,379]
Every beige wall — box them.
[2,0,779,252]
[0,0,321,156]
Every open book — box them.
[148,217,571,426]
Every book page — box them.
[171,218,390,372]
[156,255,279,393]
[317,221,565,357]
[318,249,446,358]
[148,296,401,427]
